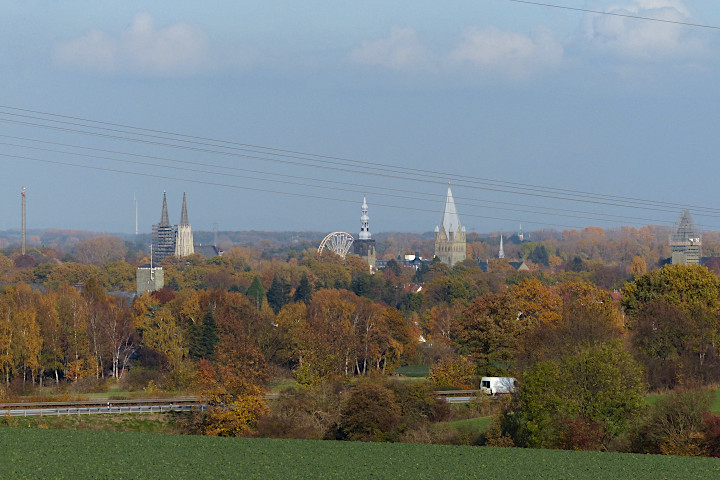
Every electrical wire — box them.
[1,105,718,215]
[505,0,720,30]
[0,105,716,231]
[0,151,590,229]
[0,134,697,226]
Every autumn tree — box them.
[622,264,720,316]
[506,342,646,450]
[454,292,531,375]
[623,265,720,388]
[73,236,127,266]
[196,292,271,436]
[134,293,188,386]
[55,284,91,381]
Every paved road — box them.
[0,404,205,417]
[444,396,475,404]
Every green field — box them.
[2,427,720,479]
[646,388,720,411]
[394,364,430,377]
[445,415,492,432]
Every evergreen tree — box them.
[293,273,312,304]
[200,309,219,359]
[246,275,265,310]
[187,321,204,360]
[267,275,288,314]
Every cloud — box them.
[349,27,434,71]
[583,0,706,60]
[448,27,563,77]
[55,13,213,75]
[350,26,563,79]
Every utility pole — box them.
[135,193,139,236]
[21,186,26,255]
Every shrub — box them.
[340,381,401,441]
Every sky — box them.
[2,0,720,236]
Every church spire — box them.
[180,192,190,226]
[439,186,462,237]
[175,192,194,257]
[160,191,170,226]
[499,234,505,259]
[359,195,371,240]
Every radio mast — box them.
[134,193,138,236]
[21,186,26,255]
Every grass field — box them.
[394,364,430,377]
[646,388,720,412]
[445,415,492,432]
[1,427,720,479]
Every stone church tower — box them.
[175,192,195,257]
[434,186,466,266]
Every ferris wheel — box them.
[318,232,354,259]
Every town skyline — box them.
[3,1,720,233]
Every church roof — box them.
[160,191,170,226]
[180,192,190,226]
[438,187,462,235]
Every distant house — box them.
[376,253,432,271]
[193,244,221,258]
[509,260,530,271]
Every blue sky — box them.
[2,0,720,235]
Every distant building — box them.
[509,260,530,271]
[152,192,198,264]
[194,244,221,258]
[499,234,505,259]
[352,196,376,271]
[434,186,466,267]
[376,253,431,271]
[136,266,164,295]
[670,209,701,265]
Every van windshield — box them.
[481,381,490,388]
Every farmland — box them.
[2,427,720,479]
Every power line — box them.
[2,106,718,233]
[0,151,590,230]
[0,138,689,227]
[505,0,720,30]
[1,105,718,215]
[0,132,698,224]
[2,113,718,223]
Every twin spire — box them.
[152,191,194,263]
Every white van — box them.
[480,376,518,395]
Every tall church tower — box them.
[151,192,176,264]
[353,195,376,271]
[175,192,195,257]
[434,186,466,266]
[499,234,505,259]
